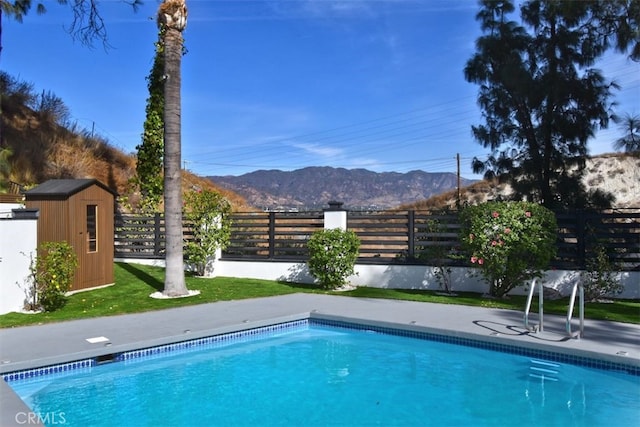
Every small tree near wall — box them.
[184,189,232,276]
[419,218,457,294]
[307,228,360,290]
[582,244,623,302]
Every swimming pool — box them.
[6,319,640,426]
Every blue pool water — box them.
[7,322,640,427]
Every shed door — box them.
[77,202,104,288]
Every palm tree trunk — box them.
[158,0,188,296]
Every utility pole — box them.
[456,153,461,209]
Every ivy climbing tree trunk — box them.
[134,31,165,213]
[158,0,188,297]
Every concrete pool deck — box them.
[1,293,639,426]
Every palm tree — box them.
[157,0,189,296]
[613,114,640,153]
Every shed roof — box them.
[25,179,117,199]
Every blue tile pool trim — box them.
[2,359,95,383]
[117,319,308,363]
[310,318,640,376]
[3,317,638,383]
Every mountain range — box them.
[207,167,477,210]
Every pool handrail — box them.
[524,278,543,333]
[566,282,585,339]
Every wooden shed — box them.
[25,179,116,292]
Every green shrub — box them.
[33,241,78,312]
[307,228,360,290]
[184,189,232,276]
[581,245,623,301]
[459,201,557,298]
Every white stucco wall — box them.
[0,203,22,219]
[202,259,640,299]
[0,213,38,314]
[116,254,639,299]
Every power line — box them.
[185,96,482,172]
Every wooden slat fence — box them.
[223,211,324,260]
[0,193,22,203]
[348,211,411,262]
[412,212,462,265]
[115,214,164,258]
[114,208,640,271]
[114,213,194,259]
[555,209,640,270]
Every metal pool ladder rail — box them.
[524,279,544,332]
[566,282,585,339]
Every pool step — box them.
[529,359,560,381]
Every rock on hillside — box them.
[584,154,640,206]
[406,154,640,210]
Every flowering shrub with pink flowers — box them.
[459,201,557,298]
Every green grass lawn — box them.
[0,262,638,328]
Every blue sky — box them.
[3,0,639,179]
